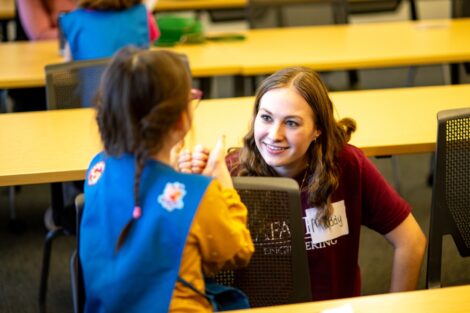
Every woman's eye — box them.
[259,114,272,122]
[286,120,299,128]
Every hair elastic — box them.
[133,206,142,219]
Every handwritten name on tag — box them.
[303,200,349,245]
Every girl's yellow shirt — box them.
[169,180,254,312]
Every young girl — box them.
[60,0,159,60]
[80,47,254,312]
[181,67,426,301]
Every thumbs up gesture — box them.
[176,136,233,189]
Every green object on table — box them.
[155,16,203,47]
[205,34,246,42]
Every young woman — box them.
[80,47,253,312]
[181,66,426,301]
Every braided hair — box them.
[95,46,191,251]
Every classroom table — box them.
[0,0,368,17]
[156,0,245,11]
[0,0,14,20]
[232,18,470,76]
[229,284,470,313]
[2,19,470,89]
[1,84,470,187]
[0,0,14,41]
[0,40,241,89]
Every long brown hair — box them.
[77,0,141,10]
[237,67,356,223]
[96,46,191,250]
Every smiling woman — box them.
[254,87,321,178]
[224,66,427,302]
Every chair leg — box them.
[7,186,25,233]
[39,228,66,313]
[8,186,16,220]
[406,66,417,87]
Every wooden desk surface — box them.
[0,0,245,20]
[234,18,470,75]
[0,0,14,20]
[0,41,63,89]
[156,0,245,11]
[3,19,470,89]
[229,285,470,313]
[193,84,470,156]
[0,40,241,89]
[1,84,470,187]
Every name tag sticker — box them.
[303,200,349,244]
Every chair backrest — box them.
[70,176,312,310]
[426,107,470,289]
[348,0,401,14]
[452,0,470,18]
[215,176,312,307]
[45,58,110,110]
[247,0,349,28]
[70,193,85,313]
[348,0,417,20]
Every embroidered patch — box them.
[158,182,186,212]
[87,161,105,186]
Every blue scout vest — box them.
[81,152,212,313]
[61,4,149,60]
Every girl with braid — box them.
[180,67,426,301]
[80,47,254,313]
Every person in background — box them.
[16,0,76,40]
[11,0,76,112]
[81,46,254,312]
[179,66,426,301]
[60,0,159,60]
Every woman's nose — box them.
[268,123,284,140]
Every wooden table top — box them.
[0,0,245,19]
[229,285,470,313]
[0,40,242,88]
[156,0,245,11]
[1,84,470,187]
[192,84,470,156]
[233,18,470,75]
[0,0,14,20]
[3,19,470,89]
[0,0,401,18]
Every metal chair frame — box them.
[426,107,470,289]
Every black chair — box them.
[348,0,417,20]
[426,107,470,289]
[45,58,110,110]
[245,0,356,94]
[39,58,109,313]
[71,177,312,310]
[215,176,312,307]
[247,0,348,28]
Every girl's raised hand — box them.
[201,136,233,189]
[191,144,210,174]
